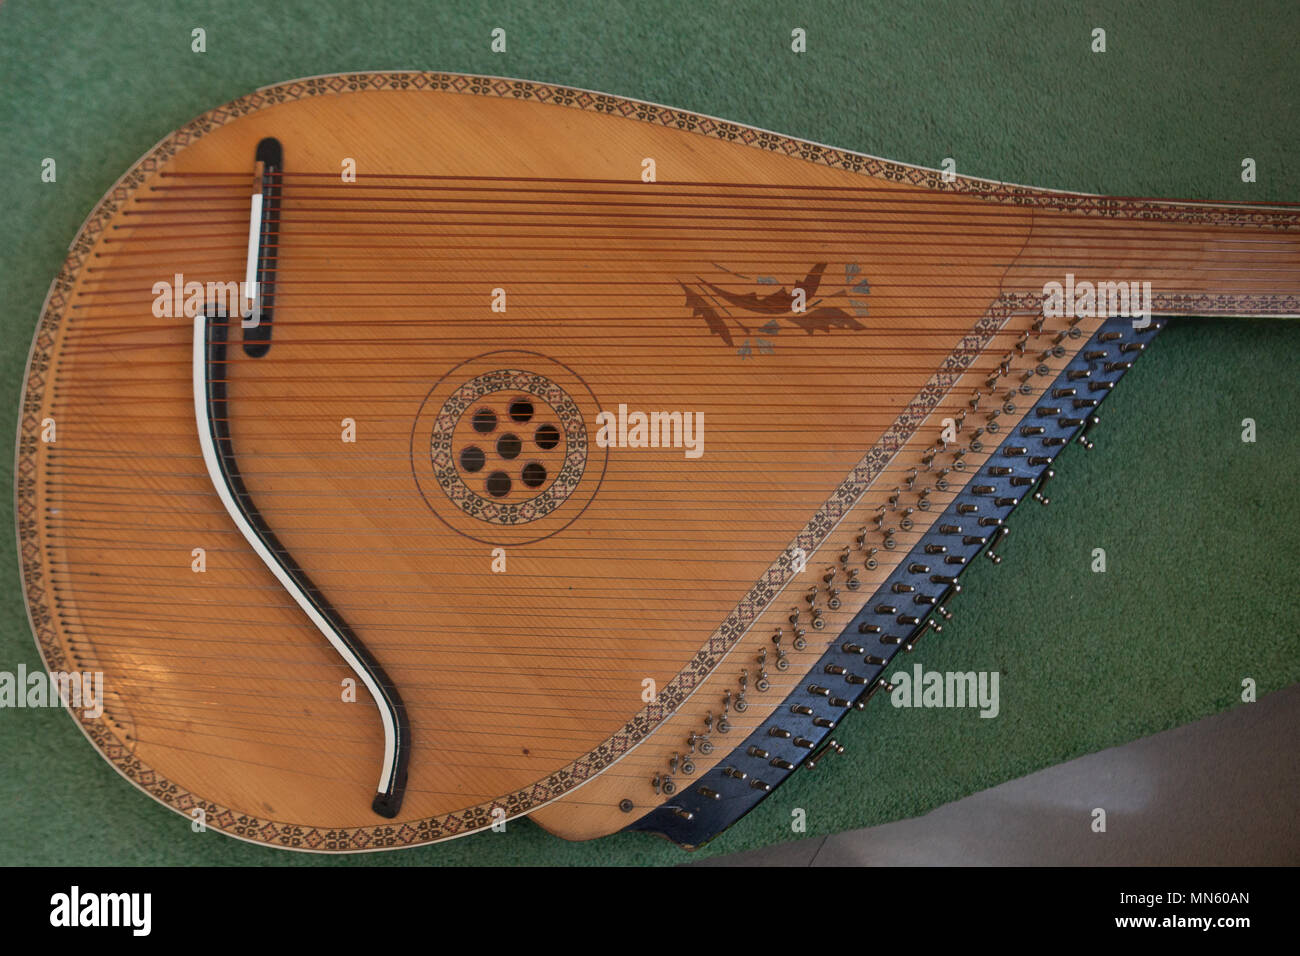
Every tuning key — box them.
[805,739,845,769]
[687,732,713,755]
[652,773,676,796]
[1077,414,1101,450]
[985,526,1010,564]
[1033,468,1055,505]
[903,618,938,653]
[853,678,895,710]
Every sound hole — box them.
[472,408,497,433]
[459,446,485,473]
[497,433,522,459]
[486,472,512,498]
[521,462,547,488]
[535,424,560,450]
[509,398,534,422]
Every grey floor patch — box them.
[690,684,1299,866]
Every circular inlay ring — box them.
[430,369,587,524]
[410,351,607,546]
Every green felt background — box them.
[0,0,1296,866]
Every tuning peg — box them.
[1033,468,1055,505]
[985,526,1010,564]
[806,738,845,769]
[853,677,895,710]
[1077,414,1100,450]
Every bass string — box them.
[115,207,1296,233]
[98,203,1300,237]
[101,204,1300,236]
[83,248,1296,278]
[68,285,1294,317]
[41,315,1122,350]
[114,186,1300,228]
[97,230,1300,253]
[81,267,1289,293]
[39,335,1266,358]
[83,280,1273,299]
[139,177,1300,208]
[49,328,1150,350]
[154,168,1300,206]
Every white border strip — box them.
[242,192,262,314]
[191,313,397,795]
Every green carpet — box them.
[0,0,1296,866]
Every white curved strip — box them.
[192,313,396,794]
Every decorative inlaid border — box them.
[16,72,1300,852]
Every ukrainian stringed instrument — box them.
[17,72,1299,851]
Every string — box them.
[154,168,1300,206]
[29,167,1297,813]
